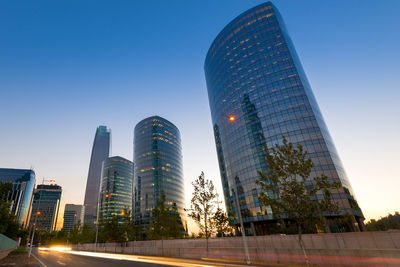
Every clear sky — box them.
[1,0,399,231]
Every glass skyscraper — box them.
[29,184,62,232]
[133,116,186,232]
[83,125,111,226]
[204,2,364,234]
[0,168,35,228]
[98,156,133,221]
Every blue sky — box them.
[1,0,399,230]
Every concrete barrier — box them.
[0,234,18,260]
[73,231,400,266]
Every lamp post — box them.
[66,213,77,246]
[28,178,55,258]
[95,193,108,252]
[28,211,40,258]
[94,220,99,252]
[222,115,251,265]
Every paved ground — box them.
[32,248,256,267]
[0,252,40,267]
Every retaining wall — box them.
[73,231,400,266]
[0,234,18,260]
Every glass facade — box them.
[29,184,62,232]
[98,156,133,221]
[83,125,111,226]
[205,2,364,234]
[133,116,186,232]
[0,168,36,228]
[62,204,84,232]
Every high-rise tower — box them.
[0,168,35,228]
[62,204,84,232]
[99,156,133,221]
[29,184,62,232]
[133,116,186,232]
[204,2,364,235]
[83,126,111,226]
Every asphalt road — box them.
[33,249,170,267]
[32,248,251,267]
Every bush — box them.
[9,247,28,255]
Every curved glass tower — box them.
[133,116,186,232]
[205,2,364,234]
[99,156,133,221]
[83,126,111,226]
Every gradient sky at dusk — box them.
[1,0,399,231]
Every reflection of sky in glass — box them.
[0,169,35,227]
[205,2,364,232]
[99,156,133,221]
[134,116,186,230]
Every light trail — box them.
[37,245,400,266]
[38,247,220,267]
[38,246,71,252]
[68,251,218,267]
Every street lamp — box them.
[95,193,109,252]
[28,178,55,258]
[94,220,99,252]
[28,211,41,257]
[221,114,251,265]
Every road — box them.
[33,248,249,267]
[33,249,166,267]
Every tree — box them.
[68,224,81,244]
[102,216,126,243]
[186,172,219,251]
[79,224,96,243]
[0,182,25,240]
[213,207,233,237]
[148,192,184,240]
[0,182,12,202]
[256,136,340,265]
[366,212,400,231]
[122,209,141,241]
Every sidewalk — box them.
[0,248,40,267]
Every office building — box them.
[133,116,186,232]
[0,168,36,228]
[29,184,62,232]
[62,204,84,232]
[204,2,364,234]
[83,126,111,226]
[98,156,133,222]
